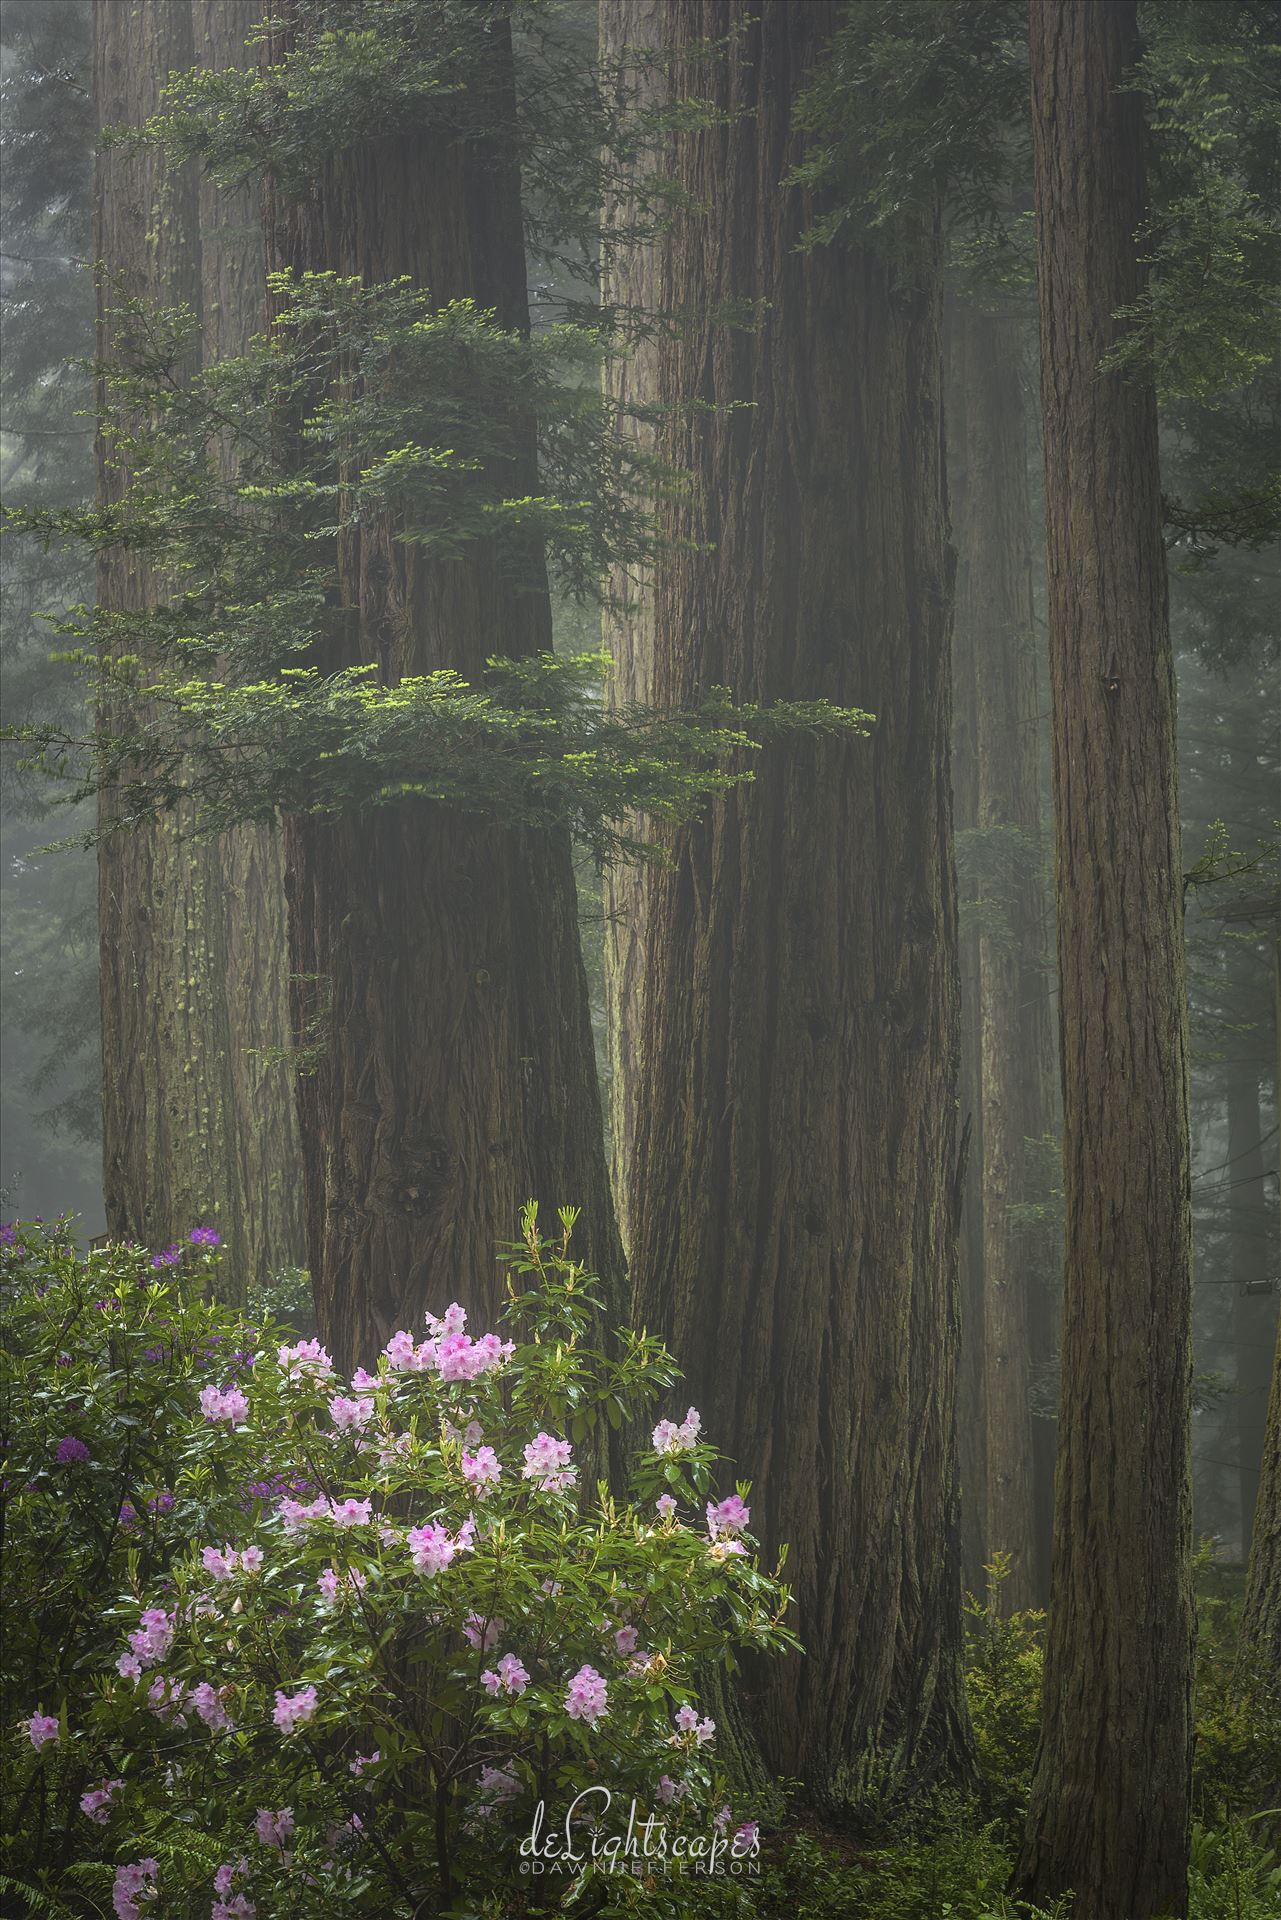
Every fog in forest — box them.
[1,4,1277,1916]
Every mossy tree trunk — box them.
[94,0,303,1291]
[1016,3,1194,1912]
[616,0,973,1802]
[263,3,623,1373]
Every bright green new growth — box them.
[7,272,869,859]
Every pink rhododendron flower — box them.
[407,1522,458,1576]
[213,1859,249,1898]
[652,1407,701,1455]
[272,1685,317,1735]
[461,1445,501,1493]
[199,1384,249,1426]
[351,1366,378,1390]
[189,1681,234,1731]
[126,1608,174,1668]
[329,1496,372,1528]
[112,1858,158,1919]
[713,1805,732,1834]
[328,1394,375,1431]
[706,1494,750,1539]
[733,1821,760,1855]
[80,1778,124,1824]
[672,1704,716,1745]
[276,1495,330,1534]
[212,1897,255,1920]
[316,1564,366,1607]
[564,1664,608,1724]
[481,1652,529,1697]
[23,1712,59,1750]
[656,1775,680,1805]
[656,1493,678,1520]
[116,1652,143,1682]
[707,1537,748,1562]
[254,1806,295,1848]
[349,1750,380,1776]
[462,1611,504,1652]
[146,1674,187,1724]
[613,1625,639,1656]
[521,1432,576,1492]
[240,1545,263,1574]
[278,1337,335,1384]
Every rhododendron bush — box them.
[1,1210,795,1916]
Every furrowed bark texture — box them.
[1228,1050,1275,1553]
[623,0,972,1799]
[946,309,989,1603]
[947,302,1057,1613]
[1240,1313,1281,1681]
[94,0,303,1290]
[600,0,663,1254]
[265,6,623,1373]
[1018,3,1195,1913]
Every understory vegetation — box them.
[3,1219,1277,1919]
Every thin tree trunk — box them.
[622,0,972,1800]
[949,300,1056,1613]
[1017,3,1194,1913]
[1228,1046,1275,1555]
[946,306,989,1603]
[264,6,623,1372]
[1240,1312,1281,1682]
[94,0,303,1291]
[600,0,663,1254]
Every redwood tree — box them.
[947,300,1057,1611]
[259,4,623,1370]
[1017,2,1195,1911]
[615,0,971,1796]
[94,0,302,1288]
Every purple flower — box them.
[564,1665,608,1725]
[0,1223,16,1245]
[189,1227,221,1249]
[55,1436,90,1465]
[150,1245,182,1269]
[23,1712,60,1751]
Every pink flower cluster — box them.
[481,1653,530,1697]
[463,1610,503,1652]
[317,1564,367,1606]
[202,1544,264,1581]
[124,1608,175,1671]
[382,1303,513,1382]
[564,1664,608,1724]
[272,1685,317,1736]
[652,1407,701,1455]
[22,1711,59,1751]
[278,1338,335,1384]
[461,1444,501,1493]
[276,1493,371,1534]
[706,1494,750,1539]
[328,1394,375,1431]
[112,1859,158,1919]
[254,1805,294,1849]
[80,1777,124,1823]
[212,1857,253,1919]
[407,1517,473,1576]
[199,1384,249,1426]
[521,1432,576,1493]
[190,1681,235,1731]
[671,1703,716,1746]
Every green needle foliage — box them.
[5,272,868,858]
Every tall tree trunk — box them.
[1017,3,1194,1914]
[600,0,663,1254]
[946,306,990,1603]
[948,300,1056,1612]
[1228,1041,1275,1556]
[94,0,303,1291]
[264,6,623,1372]
[1240,1315,1281,1682]
[621,0,971,1800]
